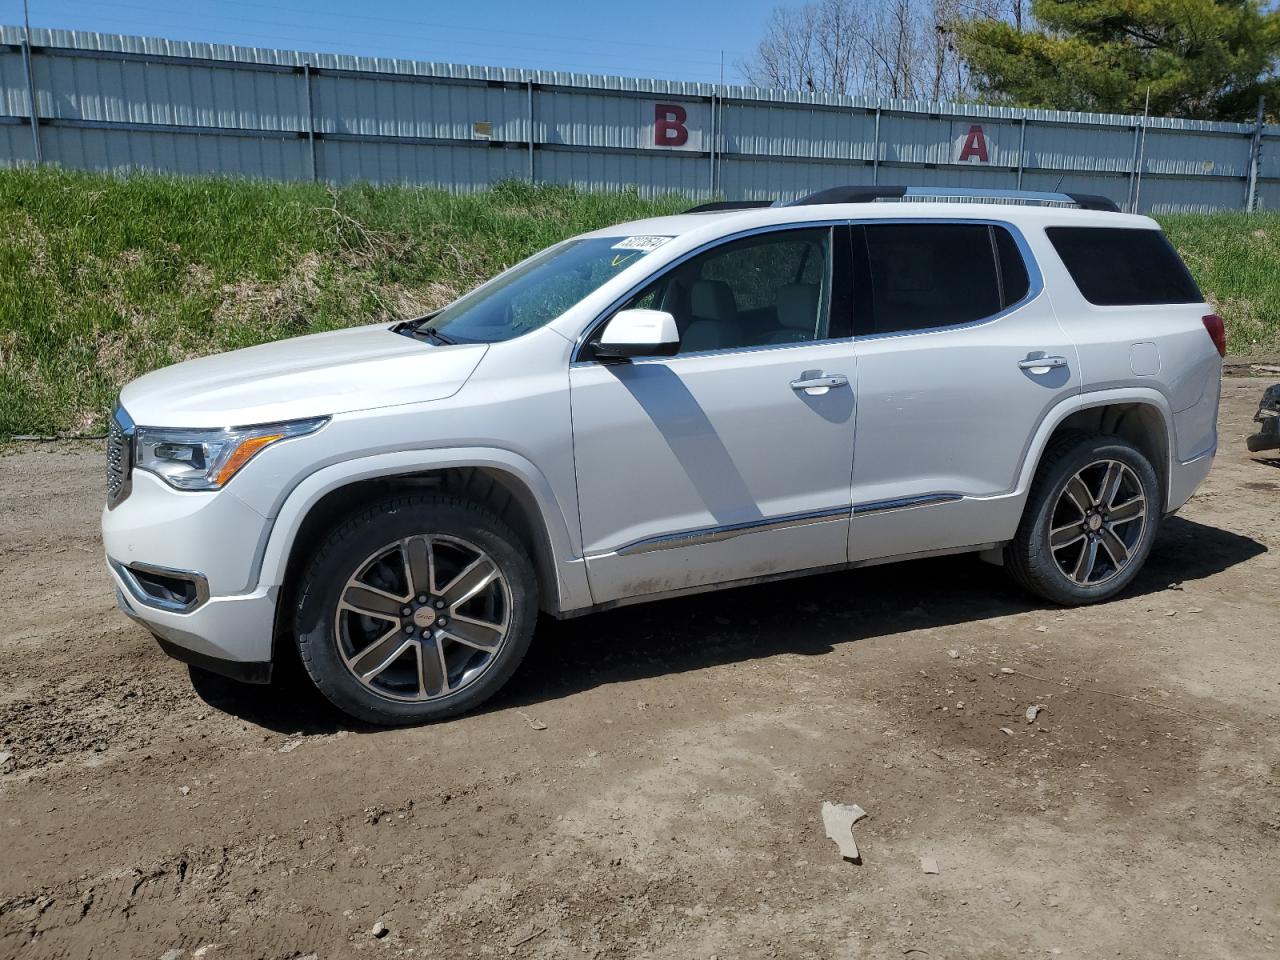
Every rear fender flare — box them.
[1014,387,1176,503]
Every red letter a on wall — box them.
[958,124,989,163]
[655,103,689,147]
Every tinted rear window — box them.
[1046,227,1201,306]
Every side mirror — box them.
[591,309,680,360]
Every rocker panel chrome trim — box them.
[852,493,963,515]
[607,506,850,558]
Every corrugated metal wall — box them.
[0,25,1275,213]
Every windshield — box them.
[419,235,673,343]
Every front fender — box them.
[254,447,592,613]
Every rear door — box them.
[847,219,1081,562]
[570,224,859,605]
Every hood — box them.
[119,323,488,428]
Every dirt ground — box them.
[1,378,1277,960]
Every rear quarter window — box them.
[1046,226,1202,306]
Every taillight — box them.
[1202,314,1226,358]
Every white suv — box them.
[103,186,1224,724]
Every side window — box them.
[616,227,834,354]
[1045,227,1201,306]
[856,223,1030,336]
[994,226,1030,305]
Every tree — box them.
[955,0,1280,120]
[741,0,1015,101]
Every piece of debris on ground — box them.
[517,710,548,731]
[821,801,867,863]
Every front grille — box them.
[106,406,134,509]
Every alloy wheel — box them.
[334,534,512,702]
[1048,459,1148,587]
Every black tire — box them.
[294,494,538,725]
[1005,432,1162,606]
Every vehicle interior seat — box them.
[766,283,821,343]
[681,279,739,352]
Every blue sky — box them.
[5,0,779,84]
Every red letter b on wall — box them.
[654,103,689,147]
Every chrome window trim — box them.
[571,219,850,365]
[850,218,1045,343]
[601,506,850,558]
[584,333,856,368]
[571,217,1044,361]
[109,558,210,614]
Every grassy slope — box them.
[1159,213,1280,353]
[0,167,1275,437]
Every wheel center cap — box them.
[1087,514,1103,532]
[412,606,438,629]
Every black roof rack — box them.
[683,200,777,213]
[1063,192,1121,212]
[684,188,1123,214]
[784,186,907,206]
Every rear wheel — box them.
[1005,433,1161,606]
[294,495,537,725]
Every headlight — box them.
[133,417,328,491]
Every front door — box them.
[846,220,1081,562]
[570,225,858,605]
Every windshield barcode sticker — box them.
[611,236,673,252]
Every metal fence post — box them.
[527,78,535,184]
[21,34,41,163]
[1016,116,1026,190]
[871,105,881,185]
[715,94,724,196]
[1132,122,1148,213]
[707,92,717,198]
[1125,123,1142,212]
[1245,95,1265,212]
[303,62,317,181]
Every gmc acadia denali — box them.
[103,186,1223,724]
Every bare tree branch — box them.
[742,0,1023,99]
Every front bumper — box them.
[111,567,277,679]
[104,468,281,675]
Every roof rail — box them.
[786,186,1121,213]
[1062,192,1121,212]
[683,200,776,213]
[783,186,907,206]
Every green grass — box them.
[0,166,1275,437]
[0,167,684,436]
[1158,212,1280,354]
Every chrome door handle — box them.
[1018,355,1068,371]
[790,374,849,391]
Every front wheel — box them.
[1005,433,1161,606]
[294,494,538,725]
